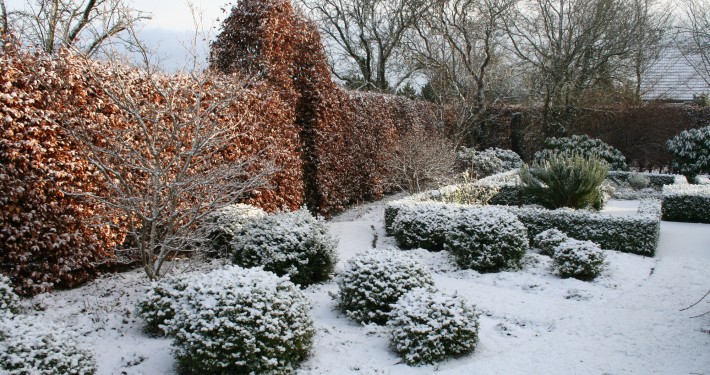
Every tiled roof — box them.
[641,47,710,101]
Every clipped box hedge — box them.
[662,185,710,223]
[386,197,662,257]
[607,171,686,189]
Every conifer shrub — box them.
[520,152,609,210]
[534,134,628,171]
[202,204,266,258]
[232,208,338,286]
[0,274,21,315]
[136,272,196,336]
[388,287,480,366]
[445,206,529,272]
[0,314,97,375]
[167,266,314,375]
[667,125,710,183]
[532,228,569,257]
[336,250,435,325]
[552,239,606,281]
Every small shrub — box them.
[667,125,710,183]
[534,134,628,171]
[233,208,338,286]
[203,204,266,258]
[458,147,522,178]
[627,172,651,190]
[0,274,21,315]
[388,287,480,366]
[387,128,457,193]
[389,202,458,251]
[136,272,195,336]
[532,229,569,257]
[440,172,500,205]
[336,250,435,325]
[168,266,314,375]
[520,152,609,210]
[445,206,529,272]
[552,239,606,281]
[0,314,97,375]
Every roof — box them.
[641,47,710,102]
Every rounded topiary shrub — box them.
[667,125,710,183]
[388,287,480,366]
[0,314,97,375]
[0,274,21,315]
[136,272,196,336]
[534,134,627,171]
[203,204,266,258]
[532,228,569,257]
[552,239,606,281]
[336,250,435,325]
[168,266,314,375]
[445,206,529,272]
[390,202,461,251]
[232,208,338,286]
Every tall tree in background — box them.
[298,0,430,91]
[629,0,673,99]
[680,0,710,85]
[504,0,650,134]
[1,0,149,56]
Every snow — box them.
[15,198,710,375]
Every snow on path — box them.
[17,198,710,375]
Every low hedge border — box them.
[662,185,710,224]
[607,171,687,189]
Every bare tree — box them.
[299,0,430,91]
[387,127,457,193]
[680,0,710,85]
[5,0,149,56]
[628,0,673,99]
[504,0,647,132]
[67,22,277,280]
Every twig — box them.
[680,289,710,312]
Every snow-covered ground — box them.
[19,198,710,375]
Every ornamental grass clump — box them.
[168,266,314,375]
[445,206,529,273]
[232,208,338,287]
[336,250,435,325]
[520,152,609,210]
[388,287,480,366]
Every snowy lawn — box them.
[18,198,710,375]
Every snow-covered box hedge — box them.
[532,228,568,257]
[552,239,606,281]
[233,208,338,286]
[446,206,529,272]
[203,204,266,258]
[0,274,20,315]
[607,171,685,189]
[662,184,710,224]
[167,266,314,375]
[388,287,479,366]
[136,272,195,336]
[388,201,462,251]
[508,202,661,256]
[0,313,97,375]
[336,250,434,325]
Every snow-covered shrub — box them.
[521,152,609,210]
[607,171,681,190]
[534,134,628,171]
[389,202,462,251]
[168,266,314,375]
[232,208,337,286]
[667,125,710,183]
[388,287,480,366]
[203,204,266,258]
[0,274,20,315]
[439,172,500,205]
[445,206,529,272]
[627,172,651,190]
[508,205,660,256]
[552,239,606,281]
[662,184,710,223]
[336,250,435,324]
[136,272,195,336]
[0,314,97,374]
[532,229,569,257]
[457,147,522,178]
